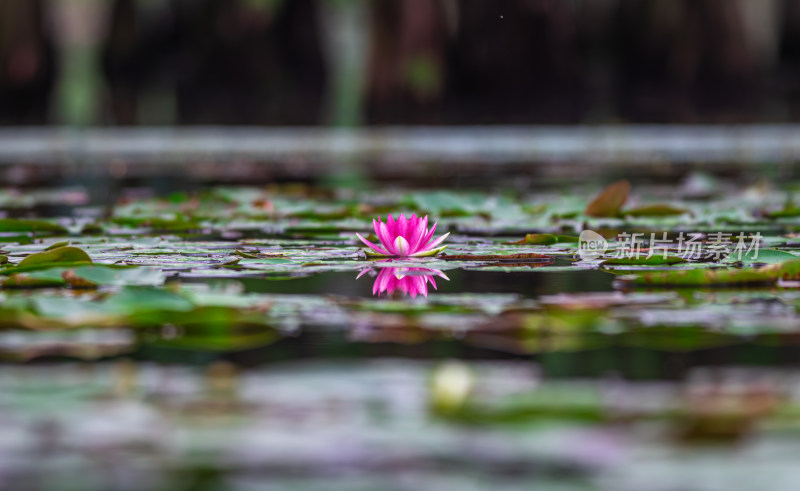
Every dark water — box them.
[235,269,615,297]
[153,269,800,380]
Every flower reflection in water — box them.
[358,267,449,298]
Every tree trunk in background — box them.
[443,0,588,124]
[171,0,326,125]
[366,0,448,124]
[0,0,55,125]
[612,0,774,123]
[103,0,327,126]
[4,0,800,126]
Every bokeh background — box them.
[3,0,800,128]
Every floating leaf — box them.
[766,205,800,218]
[103,286,195,314]
[621,268,774,287]
[723,248,797,265]
[2,265,164,289]
[440,253,551,261]
[624,204,690,217]
[758,258,800,280]
[505,233,574,246]
[2,274,67,288]
[66,265,166,287]
[111,217,202,232]
[0,218,67,234]
[44,241,70,251]
[17,246,92,268]
[602,255,688,266]
[508,234,558,245]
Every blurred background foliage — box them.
[3,0,800,126]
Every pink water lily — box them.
[358,267,449,298]
[356,214,449,257]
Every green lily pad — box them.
[0,218,67,234]
[624,204,691,217]
[723,248,798,264]
[16,246,92,268]
[2,265,164,289]
[602,255,688,266]
[623,268,774,287]
[44,241,71,251]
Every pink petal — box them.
[356,233,390,255]
[386,214,397,236]
[394,236,410,256]
[408,216,428,254]
[422,221,437,245]
[425,232,450,251]
[397,214,408,240]
[378,221,396,254]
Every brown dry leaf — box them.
[62,270,98,288]
[585,180,630,217]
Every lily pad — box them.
[16,246,92,268]
[624,204,691,217]
[602,255,688,266]
[0,218,67,234]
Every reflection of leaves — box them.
[585,180,630,217]
[0,329,133,362]
[436,383,607,424]
[619,326,737,351]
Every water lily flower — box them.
[358,267,449,298]
[356,214,449,257]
